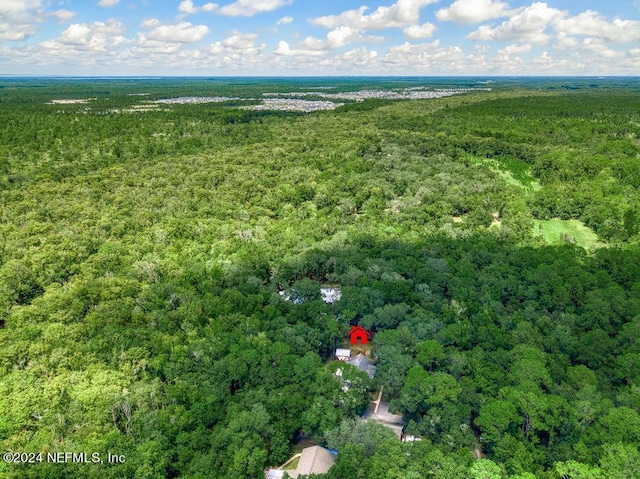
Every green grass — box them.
[283,456,300,470]
[533,219,604,250]
[466,155,541,192]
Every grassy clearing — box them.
[467,155,541,191]
[533,219,604,250]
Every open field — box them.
[533,219,604,250]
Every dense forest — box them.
[0,77,639,478]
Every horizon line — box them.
[1,74,638,79]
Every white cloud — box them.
[325,25,357,49]
[498,43,532,55]
[380,41,492,73]
[178,0,218,14]
[342,47,378,65]
[218,0,292,17]
[0,0,40,15]
[201,32,267,70]
[54,20,127,51]
[496,42,531,63]
[553,33,578,50]
[403,22,436,39]
[311,6,367,29]
[0,20,36,40]
[131,37,183,55]
[581,38,625,58]
[274,40,326,57]
[298,25,387,53]
[277,16,293,25]
[302,0,438,52]
[436,0,509,24]
[98,0,121,7]
[383,39,442,64]
[221,32,265,54]
[215,34,268,69]
[532,50,554,69]
[52,10,76,21]
[330,47,379,69]
[146,21,209,43]
[178,0,195,13]
[467,2,564,44]
[140,18,161,29]
[300,25,375,51]
[58,24,91,46]
[33,19,128,64]
[553,11,640,43]
[0,2,76,41]
[311,0,438,31]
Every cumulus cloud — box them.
[324,26,357,49]
[340,47,378,66]
[302,0,437,52]
[467,2,564,44]
[36,19,128,61]
[0,0,40,15]
[277,16,293,25]
[145,21,209,43]
[381,40,488,73]
[296,26,386,52]
[301,26,359,50]
[98,0,121,7]
[581,38,625,58]
[436,0,509,24]
[52,10,76,21]
[218,0,292,17]
[403,22,437,39]
[553,11,640,43]
[553,33,578,50]
[140,18,161,29]
[274,40,326,57]
[221,32,265,54]
[0,0,76,41]
[382,39,441,64]
[0,20,37,40]
[178,0,218,14]
[498,43,532,55]
[54,20,127,50]
[311,0,438,31]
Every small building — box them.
[320,287,342,304]
[265,470,284,479]
[278,290,303,304]
[335,348,351,361]
[349,325,370,345]
[348,353,376,378]
[265,446,336,479]
[295,445,336,477]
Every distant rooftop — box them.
[348,353,376,378]
[265,446,335,479]
[294,446,336,477]
[320,287,341,304]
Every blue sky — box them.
[1,0,639,75]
